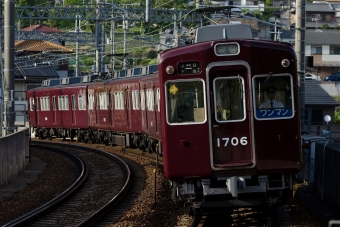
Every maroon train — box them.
[27,24,302,210]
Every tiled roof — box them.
[15,40,73,53]
[21,24,63,33]
[305,30,340,45]
[305,79,340,106]
[306,2,334,12]
[15,58,59,78]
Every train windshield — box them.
[165,80,206,124]
[213,77,245,122]
[253,74,294,120]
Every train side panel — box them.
[140,74,162,140]
[88,81,111,131]
[59,85,88,129]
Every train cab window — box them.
[253,74,294,120]
[213,77,245,122]
[165,80,205,124]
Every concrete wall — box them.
[314,140,340,210]
[0,128,30,188]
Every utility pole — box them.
[95,0,103,75]
[295,0,306,131]
[3,0,16,135]
[75,14,80,77]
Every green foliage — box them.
[321,24,330,29]
[335,110,340,124]
[335,25,340,30]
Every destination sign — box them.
[178,62,201,74]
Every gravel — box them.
[0,141,323,227]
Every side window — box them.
[146,89,154,111]
[165,80,205,124]
[253,74,294,120]
[40,97,44,111]
[126,90,130,109]
[140,89,145,110]
[88,94,94,110]
[52,96,56,110]
[132,90,140,110]
[71,95,76,110]
[214,77,245,122]
[35,97,39,111]
[156,88,160,112]
[29,97,34,111]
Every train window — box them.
[156,88,160,112]
[132,90,140,110]
[146,89,154,111]
[140,90,145,110]
[213,77,245,122]
[126,90,130,109]
[114,91,124,110]
[95,93,99,110]
[88,94,94,110]
[71,95,76,110]
[40,97,44,111]
[99,92,108,110]
[46,97,50,111]
[253,74,294,120]
[78,95,86,110]
[29,98,34,111]
[52,96,56,110]
[35,97,39,111]
[65,96,69,110]
[165,80,206,124]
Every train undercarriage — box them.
[33,127,161,155]
[170,173,293,211]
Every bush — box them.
[335,110,340,124]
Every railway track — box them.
[3,141,133,227]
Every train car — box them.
[27,83,88,139]
[158,24,302,209]
[28,23,302,212]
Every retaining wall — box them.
[0,128,30,188]
[314,139,340,211]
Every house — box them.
[277,29,340,81]
[304,79,339,127]
[13,23,74,102]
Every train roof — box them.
[40,64,159,87]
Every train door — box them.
[207,62,254,169]
[71,95,76,125]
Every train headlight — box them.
[215,43,239,56]
[166,65,175,74]
[281,59,290,67]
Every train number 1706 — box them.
[216,137,248,147]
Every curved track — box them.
[3,141,132,227]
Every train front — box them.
[158,32,302,209]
